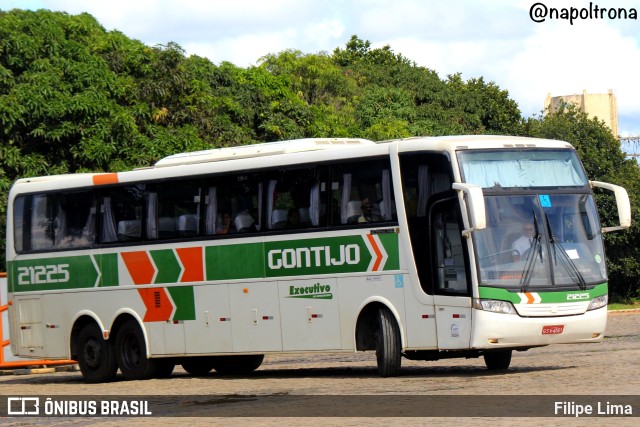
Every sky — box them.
[3,0,640,138]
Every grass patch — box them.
[608,300,640,311]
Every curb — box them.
[0,364,79,376]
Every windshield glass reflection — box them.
[474,194,607,290]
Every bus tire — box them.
[155,360,175,378]
[76,322,118,383]
[181,357,216,376]
[483,350,512,370]
[115,319,158,380]
[375,307,401,377]
[211,355,264,375]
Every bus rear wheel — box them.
[211,355,264,375]
[76,323,118,383]
[115,319,159,380]
[483,350,512,370]
[182,357,216,376]
[155,360,175,378]
[375,307,401,377]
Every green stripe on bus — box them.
[151,249,182,284]
[9,256,99,292]
[478,283,608,303]
[167,286,196,321]
[205,243,265,280]
[95,253,118,287]
[8,232,401,292]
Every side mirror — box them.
[590,181,631,232]
[452,183,486,236]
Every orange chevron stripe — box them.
[366,234,383,271]
[137,287,173,322]
[121,251,155,285]
[525,292,535,304]
[176,247,204,282]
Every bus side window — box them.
[30,194,55,249]
[100,185,145,243]
[54,191,96,247]
[147,180,201,240]
[331,159,395,226]
[267,167,317,230]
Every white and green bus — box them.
[6,136,630,382]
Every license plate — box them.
[542,325,564,335]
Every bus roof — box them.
[392,135,574,153]
[10,136,576,194]
[154,138,376,167]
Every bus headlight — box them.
[587,295,608,311]
[473,299,516,314]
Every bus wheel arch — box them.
[355,301,403,377]
[71,315,117,383]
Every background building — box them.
[544,90,619,137]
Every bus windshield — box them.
[458,150,588,189]
[474,194,607,290]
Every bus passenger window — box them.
[54,192,96,247]
[267,167,317,231]
[148,181,201,240]
[100,185,145,243]
[331,160,395,226]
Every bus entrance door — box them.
[431,198,472,350]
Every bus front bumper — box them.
[470,306,608,349]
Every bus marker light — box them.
[421,314,430,319]
[243,288,249,294]
[262,316,273,320]
[488,338,499,344]
[219,317,231,322]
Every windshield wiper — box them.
[544,213,587,290]
[520,211,543,292]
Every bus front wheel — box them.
[76,323,118,383]
[483,350,512,370]
[375,307,401,377]
[115,319,158,380]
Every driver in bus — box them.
[512,221,536,262]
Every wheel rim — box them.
[83,338,101,369]
[122,333,142,369]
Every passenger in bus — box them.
[286,208,300,229]
[216,212,235,234]
[358,197,381,223]
[512,221,536,262]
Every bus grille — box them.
[515,302,589,317]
